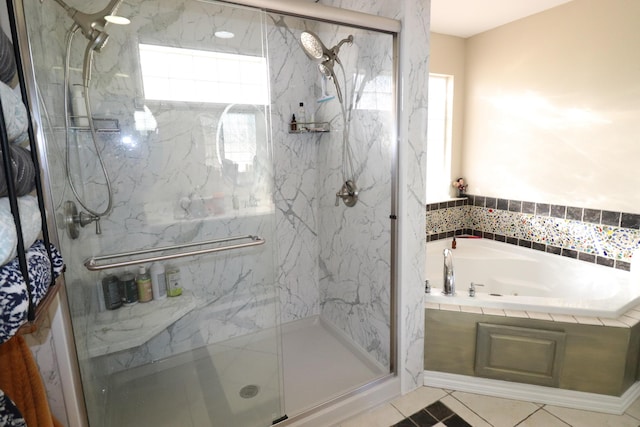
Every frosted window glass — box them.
[139,44,269,105]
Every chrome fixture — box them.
[47,0,129,238]
[64,200,102,239]
[300,31,358,208]
[50,0,127,52]
[469,282,483,297]
[83,235,265,271]
[443,248,455,295]
[335,180,358,207]
[300,30,353,104]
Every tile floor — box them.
[340,386,640,427]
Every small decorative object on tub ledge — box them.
[452,236,457,249]
[425,280,431,294]
[452,177,467,197]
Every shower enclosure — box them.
[14,0,397,425]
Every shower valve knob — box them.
[335,180,358,207]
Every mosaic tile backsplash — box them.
[426,195,640,271]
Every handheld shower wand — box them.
[300,31,357,207]
[48,0,129,237]
[52,0,126,53]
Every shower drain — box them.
[239,384,260,399]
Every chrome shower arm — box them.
[51,0,125,52]
[52,0,72,13]
[330,35,353,58]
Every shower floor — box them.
[104,316,385,427]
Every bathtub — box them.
[425,238,640,319]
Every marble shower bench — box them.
[87,291,197,357]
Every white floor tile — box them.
[440,395,492,427]
[339,403,405,427]
[624,395,640,420]
[516,409,570,426]
[451,391,539,426]
[544,405,640,427]
[390,386,447,417]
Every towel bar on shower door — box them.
[83,234,265,271]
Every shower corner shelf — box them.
[87,290,198,358]
[288,121,330,134]
[63,117,121,133]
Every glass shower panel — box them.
[22,0,283,426]
[266,13,395,414]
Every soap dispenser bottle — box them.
[290,114,297,131]
[297,102,307,130]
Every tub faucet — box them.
[443,248,455,295]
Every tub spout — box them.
[443,248,455,295]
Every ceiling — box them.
[430,0,572,38]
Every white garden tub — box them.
[425,238,640,319]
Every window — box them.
[426,74,454,203]
[138,43,269,105]
[218,112,258,173]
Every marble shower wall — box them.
[266,14,395,367]
[321,0,429,392]
[314,26,394,367]
[266,14,321,323]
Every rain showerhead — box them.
[52,0,129,52]
[301,31,330,61]
[300,30,353,70]
[300,31,353,104]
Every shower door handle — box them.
[84,235,265,271]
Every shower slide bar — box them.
[83,235,264,271]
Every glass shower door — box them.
[21,0,283,425]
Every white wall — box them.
[462,0,640,212]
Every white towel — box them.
[0,81,28,144]
[0,196,41,266]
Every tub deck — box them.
[425,238,640,319]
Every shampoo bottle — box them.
[136,265,153,302]
[166,266,183,297]
[297,102,307,130]
[150,262,167,300]
[71,84,89,127]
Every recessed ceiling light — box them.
[105,15,131,25]
[215,30,235,39]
